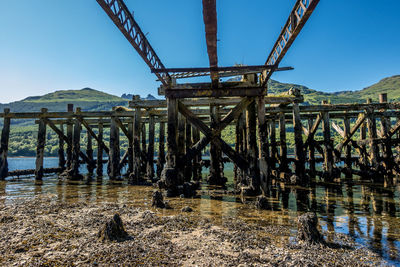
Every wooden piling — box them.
[257,96,269,193]
[192,126,201,181]
[279,111,288,171]
[35,108,47,180]
[86,130,94,174]
[129,105,142,183]
[0,108,11,179]
[293,103,306,183]
[156,121,165,179]
[246,100,260,193]
[343,116,352,177]
[127,120,134,174]
[307,118,316,177]
[108,115,120,179]
[70,108,82,179]
[140,122,147,174]
[269,118,278,170]
[58,123,66,170]
[184,118,193,182]
[209,104,224,185]
[321,108,334,179]
[379,93,393,173]
[96,123,104,176]
[366,99,379,170]
[146,115,155,181]
[66,104,74,169]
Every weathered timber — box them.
[208,104,225,185]
[35,108,47,180]
[108,116,121,179]
[343,117,352,176]
[156,121,165,179]
[307,118,316,177]
[97,123,104,176]
[58,123,66,170]
[86,131,95,174]
[0,109,11,179]
[66,104,74,169]
[293,103,306,183]
[279,111,288,171]
[79,117,110,154]
[192,126,202,181]
[269,118,278,169]
[257,96,269,193]
[366,107,379,170]
[127,120,134,174]
[245,100,260,194]
[140,122,147,174]
[184,119,193,182]
[146,115,155,181]
[129,107,142,184]
[322,110,334,178]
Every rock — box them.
[98,213,129,242]
[290,175,300,185]
[181,206,193,212]
[296,212,324,244]
[255,196,269,209]
[152,190,166,208]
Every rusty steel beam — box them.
[96,0,170,86]
[261,0,320,86]
[202,0,219,87]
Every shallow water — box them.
[1,157,400,264]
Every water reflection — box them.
[1,158,400,263]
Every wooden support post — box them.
[366,99,379,170]
[379,93,393,173]
[279,111,288,171]
[127,120,134,174]
[86,130,94,174]
[343,116,352,177]
[322,109,334,179]
[108,115,120,179]
[269,118,278,170]
[293,103,306,183]
[245,100,260,194]
[307,118,316,177]
[146,115,155,181]
[192,125,201,181]
[129,105,142,183]
[0,108,11,179]
[140,122,147,174]
[96,123,104,176]
[209,104,225,185]
[184,118,193,182]
[239,111,247,184]
[35,108,47,180]
[66,104,73,169]
[58,123,66,170]
[156,121,165,179]
[257,96,269,193]
[161,97,179,195]
[70,108,82,179]
[359,120,368,173]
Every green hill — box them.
[0,88,129,113]
[268,75,400,105]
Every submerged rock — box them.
[181,206,193,212]
[296,212,324,244]
[152,190,167,209]
[98,213,129,242]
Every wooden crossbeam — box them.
[331,121,345,138]
[45,119,93,165]
[335,113,366,153]
[303,114,322,149]
[114,117,132,143]
[177,101,248,169]
[78,117,110,154]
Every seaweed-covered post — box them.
[293,103,306,183]
[279,111,288,171]
[129,102,142,184]
[192,126,201,181]
[140,122,147,174]
[58,123,66,171]
[359,119,368,173]
[307,118,316,177]
[177,113,186,181]
[66,104,74,169]
[269,117,278,170]
[257,96,269,192]
[127,120,134,174]
[343,116,352,177]
[366,99,379,171]
[160,97,179,195]
[35,108,48,180]
[108,113,120,179]
[209,104,224,185]
[321,102,334,179]
[146,115,155,180]
[379,93,393,173]
[96,122,104,176]
[86,130,94,174]
[0,108,11,180]
[70,108,82,179]
[184,119,193,182]
[246,100,260,194]
[156,121,165,179]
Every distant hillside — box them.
[0,88,128,113]
[268,75,400,105]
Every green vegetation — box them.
[1,75,399,157]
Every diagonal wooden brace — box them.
[78,117,110,154]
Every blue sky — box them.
[0,0,399,103]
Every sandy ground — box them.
[0,195,391,266]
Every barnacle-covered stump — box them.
[152,190,166,209]
[296,212,324,244]
[98,213,129,242]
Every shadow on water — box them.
[1,157,400,263]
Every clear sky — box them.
[0,0,399,103]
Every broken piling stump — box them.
[98,213,129,242]
[296,212,324,244]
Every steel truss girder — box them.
[96,0,170,86]
[261,0,320,86]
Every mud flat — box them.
[0,196,390,266]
